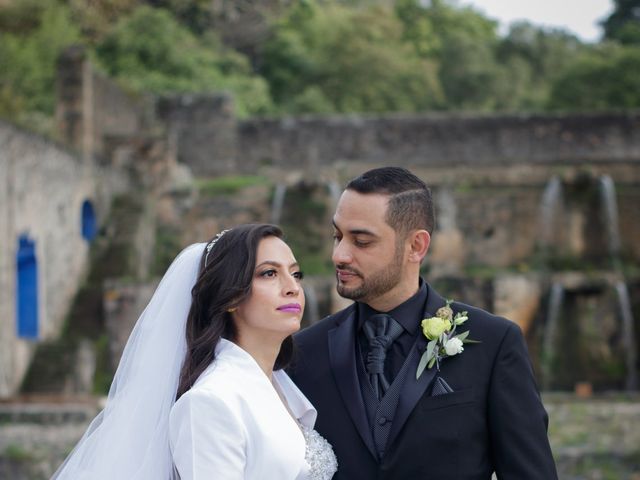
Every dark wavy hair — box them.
[346,166,435,236]
[176,223,293,400]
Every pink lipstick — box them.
[277,303,302,313]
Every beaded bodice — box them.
[301,426,338,480]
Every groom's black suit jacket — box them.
[290,283,557,479]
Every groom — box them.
[290,167,557,479]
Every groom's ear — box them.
[407,230,430,264]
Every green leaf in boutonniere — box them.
[416,299,480,379]
[416,339,437,379]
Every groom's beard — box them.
[335,246,404,304]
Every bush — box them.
[0,0,80,123]
[94,6,273,117]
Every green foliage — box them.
[397,0,520,111]
[3,444,33,461]
[152,224,183,277]
[395,0,440,58]
[196,175,268,196]
[262,1,443,113]
[2,0,640,125]
[495,22,584,110]
[0,0,43,33]
[278,184,334,275]
[0,0,80,124]
[421,0,502,110]
[150,0,214,35]
[602,0,640,45]
[94,5,273,116]
[549,44,640,110]
[68,0,139,44]
[92,334,113,395]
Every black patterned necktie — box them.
[362,314,404,400]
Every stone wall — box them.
[5,53,639,398]
[0,50,189,399]
[0,121,128,398]
[156,94,237,175]
[418,166,640,269]
[240,112,640,171]
[55,46,150,161]
[159,104,640,176]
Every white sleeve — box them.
[169,390,246,479]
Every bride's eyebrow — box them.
[255,260,300,269]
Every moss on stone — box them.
[151,225,182,277]
[196,175,267,196]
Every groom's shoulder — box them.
[452,299,523,344]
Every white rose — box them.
[444,337,464,356]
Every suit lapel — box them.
[386,285,447,449]
[328,308,378,460]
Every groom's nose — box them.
[332,240,352,266]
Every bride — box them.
[52,224,337,479]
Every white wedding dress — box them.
[52,244,337,480]
[170,339,337,480]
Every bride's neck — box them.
[235,333,283,378]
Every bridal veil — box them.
[52,243,205,479]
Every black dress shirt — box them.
[357,279,428,382]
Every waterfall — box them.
[303,283,320,326]
[541,282,564,391]
[327,181,342,209]
[270,184,287,225]
[600,177,636,390]
[539,176,563,250]
[598,175,622,258]
[436,188,457,231]
[615,282,638,391]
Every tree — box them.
[495,22,584,110]
[602,0,640,45]
[67,0,139,44]
[0,0,80,128]
[548,44,640,110]
[395,0,503,111]
[261,0,443,114]
[147,0,213,35]
[94,6,273,116]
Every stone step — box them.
[20,342,77,394]
[0,398,101,425]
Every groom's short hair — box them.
[346,167,435,236]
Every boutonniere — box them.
[416,300,480,379]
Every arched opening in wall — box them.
[81,199,97,242]
[16,235,39,339]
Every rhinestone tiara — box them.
[204,229,231,266]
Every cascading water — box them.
[539,176,563,251]
[615,281,638,391]
[270,184,287,225]
[327,181,342,209]
[541,282,565,391]
[599,175,622,259]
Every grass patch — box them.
[3,444,33,461]
[196,175,267,196]
[566,454,640,480]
